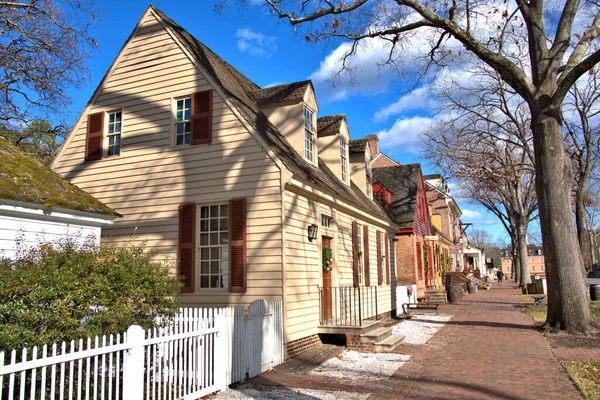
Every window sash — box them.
[198,203,229,289]
[107,111,121,156]
[340,138,348,182]
[305,130,314,161]
[175,97,192,146]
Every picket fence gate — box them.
[0,300,284,400]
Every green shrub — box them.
[0,238,181,352]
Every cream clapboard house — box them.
[52,6,400,356]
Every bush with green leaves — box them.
[0,238,181,352]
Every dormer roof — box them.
[252,80,313,105]
[317,115,345,137]
[349,139,368,154]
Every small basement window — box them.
[321,215,332,228]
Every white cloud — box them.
[375,116,433,153]
[236,28,277,57]
[461,209,483,220]
[373,86,439,122]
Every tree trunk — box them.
[531,104,597,333]
[516,221,530,288]
[511,235,520,283]
[575,188,592,277]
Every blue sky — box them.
[68,0,509,243]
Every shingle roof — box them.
[372,164,423,228]
[0,138,119,216]
[252,81,312,105]
[317,115,344,137]
[349,139,368,154]
[152,7,391,223]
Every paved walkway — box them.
[251,282,584,399]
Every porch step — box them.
[424,290,447,305]
[374,334,405,353]
[318,319,381,335]
[360,327,392,343]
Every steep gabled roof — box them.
[152,7,390,223]
[372,164,422,228]
[317,115,345,137]
[252,81,313,105]
[0,138,119,216]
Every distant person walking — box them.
[496,269,504,285]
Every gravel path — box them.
[211,313,453,399]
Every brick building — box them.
[501,246,546,278]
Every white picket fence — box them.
[0,300,284,399]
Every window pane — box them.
[201,220,209,232]
[115,112,121,122]
[210,275,220,288]
[220,232,228,245]
[210,247,219,260]
[200,233,208,246]
[201,262,209,274]
[184,109,191,120]
[109,113,115,123]
[220,204,228,217]
[211,261,219,273]
[201,206,209,219]
[184,98,191,109]
[176,135,184,146]
[184,122,191,133]
[115,122,121,132]
[220,218,227,230]
[221,247,228,260]
[177,123,184,134]
[201,276,209,288]
[109,124,115,134]
[183,133,190,145]
[210,205,219,218]
[200,248,209,260]
[210,233,218,245]
[210,219,218,231]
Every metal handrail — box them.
[317,285,379,327]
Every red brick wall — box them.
[371,154,398,168]
[396,234,416,283]
[284,334,322,360]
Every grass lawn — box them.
[562,361,600,400]
[520,297,600,325]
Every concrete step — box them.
[360,327,392,343]
[374,334,405,353]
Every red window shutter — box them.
[385,232,390,285]
[191,90,212,145]
[178,203,196,293]
[352,221,359,287]
[363,225,370,287]
[229,198,246,293]
[85,112,104,161]
[377,231,383,285]
[417,243,423,280]
[364,225,370,286]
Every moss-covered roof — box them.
[0,138,119,216]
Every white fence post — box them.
[123,325,145,400]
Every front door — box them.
[322,237,333,321]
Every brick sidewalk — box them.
[250,282,583,399]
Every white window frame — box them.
[357,224,363,285]
[106,110,122,157]
[340,137,348,183]
[173,96,192,147]
[197,203,229,290]
[304,107,315,162]
[321,214,332,228]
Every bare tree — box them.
[0,1,97,128]
[240,0,600,333]
[421,69,537,288]
[563,73,600,275]
[468,228,492,249]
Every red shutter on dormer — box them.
[363,225,370,286]
[377,230,383,285]
[385,232,390,285]
[191,90,212,145]
[178,203,196,293]
[229,198,246,293]
[352,221,359,287]
[364,225,370,287]
[85,112,104,161]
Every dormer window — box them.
[340,137,348,182]
[304,107,315,162]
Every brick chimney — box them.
[365,134,379,157]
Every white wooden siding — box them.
[52,12,282,307]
